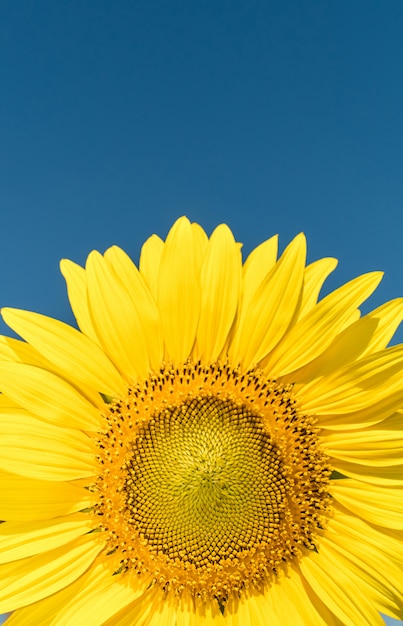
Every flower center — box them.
[94,362,331,602]
[126,396,283,567]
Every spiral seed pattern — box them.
[94,362,331,601]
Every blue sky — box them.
[0,1,402,624]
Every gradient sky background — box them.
[0,1,402,624]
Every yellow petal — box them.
[0,333,104,411]
[157,217,201,362]
[297,257,338,320]
[0,361,102,430]
[229,233,306,368]
[287,298,403,385]
[332,508,403,568]
[104,245,164,371]
[191,221,209,269]
[258,566,338,625]
[241,235,278,317]
[60,259,98,343]
[0,513,93,563]
[0,334,105,411]
[298,345,403,414]
[139,233,164,298]
[325,508,403,606]
[4,557,142,626]
[101,586,157,626]
[173,594,194,626]
[331,460,403,485]
[86,250,151,381]
[322,428,403,466]
[313,391,403,431]
[0,470,92,521]
[0,533,104,613]
[316,535,402,621]
[0,335,49,368]
[143,603,178,626]
[1,308,125,398]
[299,550,383,626]
[224,594,253,626]
[246,593,283,626]
[196,224,241,361]
[366,409,403,432]
[193,599,225,624]
[360,298,403,355]
[265,272,383,377]
[0,412,96,481]
[0,395,22,410]
[331,479,403,529]
[172,590,225,626]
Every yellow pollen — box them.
[94,362,331,601]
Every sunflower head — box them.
[94,362,332,602]
[0,216,402,625]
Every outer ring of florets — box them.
[93,361,332,602]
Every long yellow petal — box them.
[317,534,402,621]
[296,257,338,319]
[104,245,164,371]
[265,272,383,376]
[0,533,104,613]
[0,395,22,410]
[241,235,278,318]
[0,514,93,563]
[298,345,403,414]
[172,594,193,626]
[188,597,225,626]
[144,603,178,626]
[360,298,403,355]
[101,586,157,626]
[224,593,253,626]
[157,216,201,361]
[0,362,102,430]
[4,558,142,626]
[331,460,403,485]
[229,233,306,368]
[1,308,125,397]
[196,224,241,361]
[331,479,403,529]
[60,259,98,342]
[299,550,383,626]
[365,409,403,433]
[0,335,49,368]
[0,412,96,481]
[86,250,151,381]
[260,567,339,625]
[313,391,403,431]
[329,507,403,565]
[191,221,209,269]
[288,298,403,385]
[0,470,92,521]
[0,334,104,411]
[325,508,403,604]
[139,233,164,298]
[322,428,403,466]
[245,593,283,626]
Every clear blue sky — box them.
[0,1,402,624]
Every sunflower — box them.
[0,216,402,626]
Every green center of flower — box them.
[124,396,284,568]
[94,362,331,601]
